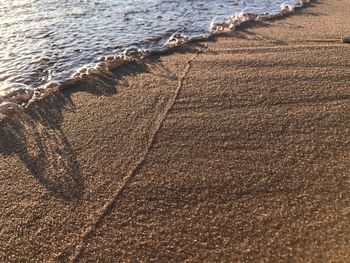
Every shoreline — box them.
[1,0,350,262]
[0,0,312,121]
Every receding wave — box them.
[0,0,312,121]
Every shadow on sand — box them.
[0,1,322,201]
[0,95,84,202]
[0,45,202,201]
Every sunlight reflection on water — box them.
[0,0,292,90]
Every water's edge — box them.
[0,0,312,122]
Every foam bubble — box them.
[166,33,191,47]
[0,83,34,104]
[0,101,23,116]
[210,0,310,34]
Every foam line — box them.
[0,0,312,122]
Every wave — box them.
[0,0,312,121]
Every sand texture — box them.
[0,0,349,262]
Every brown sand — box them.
[1,0,349,262]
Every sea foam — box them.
[0,0,312,120]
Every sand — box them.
[1,0,349,262]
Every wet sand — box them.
[1,0,349,262]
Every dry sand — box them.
[1,0,349,262]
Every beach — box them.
[1,0,350,261]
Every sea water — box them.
[0,0,309,117]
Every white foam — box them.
[0,101,23,117]
[210,0,310,34]
[0,0,313,121]
[0,83,34,104]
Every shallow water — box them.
[0,0,307,117]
